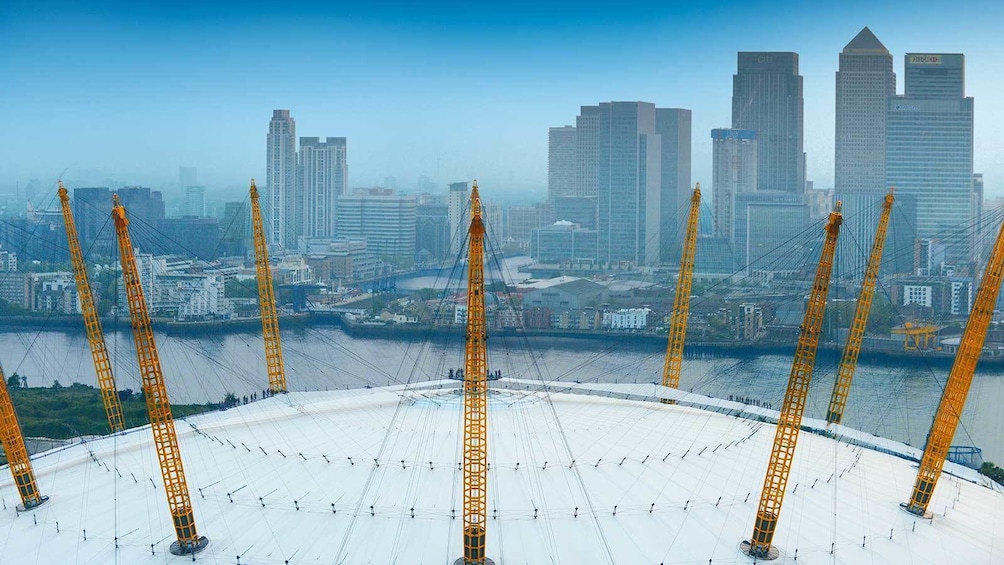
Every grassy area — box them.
[1,383,215,465]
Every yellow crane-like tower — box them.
[743,203,843,559]
[0,363,48,511]
[249,180,288,393]
[826,188,894,425]
[904,215,1004,517]
[661,184,701,394]
[58,181,126,432]
[458,181,493,565]
[112,194,208,555]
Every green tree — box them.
[6,373,21,389]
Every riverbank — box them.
[0,311,994,368]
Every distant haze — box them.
[2,1,1004,202]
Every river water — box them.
[2,326,1003,463]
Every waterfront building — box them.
[732,52,804,193]
[886,53,974,267]
[548,125,577,199]
[530,221,598,266]
[336,188,417,267]
[711,129,757,243]
[299,136,347,239]
[266,109,297,248]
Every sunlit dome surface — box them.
[2,380,1002,564]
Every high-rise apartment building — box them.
[548,126,577,199]
[184,185,206,217]
[266,110,297,248]
[711,129,757,244]
[586,101,662,266]
[447,181,470,259]
[887,53,973,267]
[732,52,804,193]
[299,137,347,240]
[835,27,896,195]
[336,188,417,266]
[656,108,692,264]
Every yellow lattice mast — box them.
[743,203,843,559]
[249,180,287,393]
[661,184,701,393]
[112,194,208,555]
[458,181,492,565]
[904,215,1004,517]
[826,188,894,425]
[0,363,48,511]
[58,181,126,432]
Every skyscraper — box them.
[298,137,347,239]
[732,52,804,193]
[656,108,692,264]
[576,105,601,198]
[266,110,297,248]
[588,101,662,266]
[184,185,206,217]
[73,187,116,258]
[548,126,577,199]
[711,129,757,244]
[179,166,198,189]
[887,53,973,267]
[835,27,895,195]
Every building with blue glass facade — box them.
[886,53,974,268]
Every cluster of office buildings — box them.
[535,28,981,283]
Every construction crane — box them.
[743,203,843,559]
[891,322,940,351]
[826,188,894,425]
[904,216,1004,517]
[0,363,48,511]
[460,181,493,565]
[58,181,126,432]
[112,194,208,555]
[249,180,288,393]
[661,184,701,394]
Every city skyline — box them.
[3,2,1004,200]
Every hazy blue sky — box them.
[2,1,1004,202]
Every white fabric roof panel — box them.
[1,381,1002,564]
